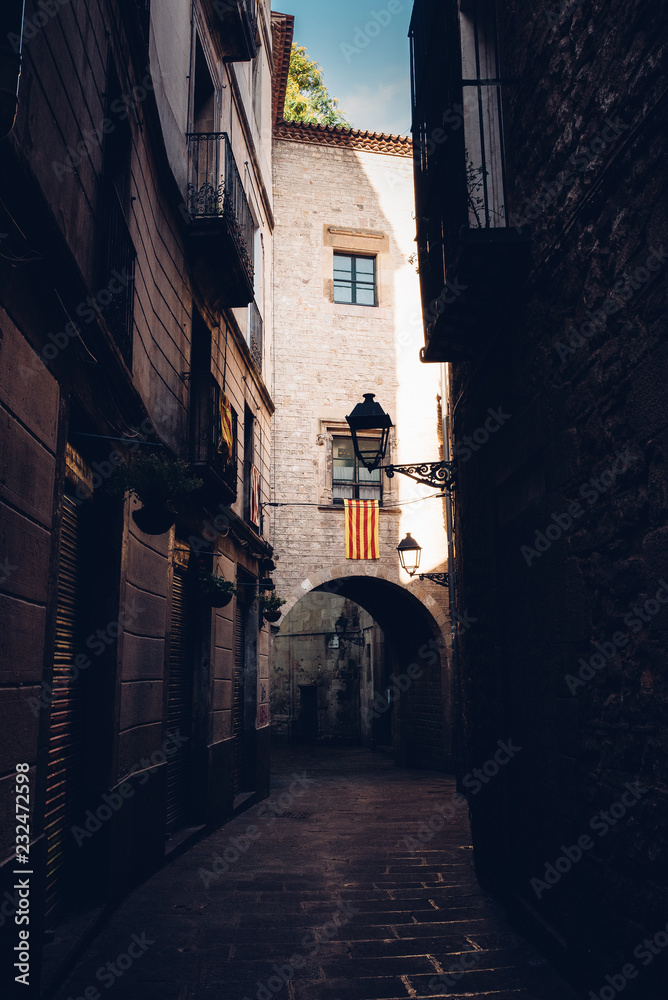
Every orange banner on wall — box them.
[344,499,379,560]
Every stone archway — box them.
[271,568,452,771]
[278,563,450,637]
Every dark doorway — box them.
[44,437,121,926]
[298,685,318,743]
[232,601,245,795]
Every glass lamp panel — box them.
[402,547,420,573]
[357,439,382,477]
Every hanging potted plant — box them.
[105,452,202,535]
[198,572,236,608]
[259,592,286,623]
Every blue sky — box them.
[273,0,413,137]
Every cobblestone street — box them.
[52,747,581,1000]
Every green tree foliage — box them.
[284,44,351,128]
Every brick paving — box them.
[52,746,582,1000]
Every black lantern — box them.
[334,614,347,636]
[397,533,423,576]
[334,613,364,646]
[345,393,393,472]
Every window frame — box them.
[331,433,383,506]
[333,252,378,307]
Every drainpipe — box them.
[441,362,462,784]
[0,1,26,140]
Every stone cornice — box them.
[273,120,414,158]
[271,12,295,128]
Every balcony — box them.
[189,372,238,503]
[97,177,136,368]
[410,0,530,362]
[249,300,263,373]
[206,0,258,62]
[186,132,255,308]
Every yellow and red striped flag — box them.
[344,499,379,560]
[250,464,261,527]
[218,390,234,463]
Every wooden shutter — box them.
[44,495,87,922]
[165,570,193,833]
[232,603,245,795]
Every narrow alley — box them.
[1,1,666,997]
[52,747,579,1000]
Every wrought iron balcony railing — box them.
[409,0,529,363]
[189,371,238,500]
[186,132,255,306]
[97,177,136,368]
[249,300,263,373]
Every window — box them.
[332,436,381,503]
[333,254,376,306]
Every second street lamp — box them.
[346,393,456,492]
[397,532,422,576]
[334,613,365,646]
[397,533,449,588]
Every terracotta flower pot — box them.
[132,504,177,535]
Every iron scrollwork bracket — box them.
[418,573,450,588]
[340,633,365,646]
[384,460,456,491]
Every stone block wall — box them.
[447,0,668,987]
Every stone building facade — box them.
[0,0,277,992]
[410,0,668,994]
[269,53,452,770]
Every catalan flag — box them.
[344,499,380,560]
[250,464,261,527]
[218,390,234,463]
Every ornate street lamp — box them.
[334,613,365,646]
[346,394,456,491]
[397,532,422,576]
[397,533,449,587]
[345,393,393,472]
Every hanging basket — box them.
[132,504,177,535]
[262,609,282,623]
[209,592,233,609]
[198,573,236,608]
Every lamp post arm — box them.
[383,461,456,491]
[418,573,450,588]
